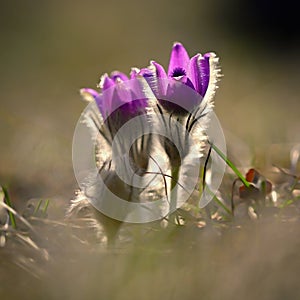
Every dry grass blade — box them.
[0,201,37,234]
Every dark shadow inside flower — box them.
[129,133,152,175]
[171,67,186,77]
[162,137,181,167]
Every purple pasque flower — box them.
[80,70,148,133]
[80,70,151,173]
[147,42,220,114]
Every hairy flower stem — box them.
[170,165,180,224]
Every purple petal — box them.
[151,61,167,78]
[110,71,129,82]
[188,54,202,94]
[94,94,106,118]
[168,42,190,77]
[100,73,115,91]
[162,80,200,115]
[80,88,99,102]
[150,61,168,96]
[111,80,147,125]
[138,67,153,78]
[98,74,115,119]
[112,80,132,109]
[199,54,211,96]
[130,68,140,79]
[129,70,151,101]
[188,53,211,97]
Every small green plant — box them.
[33,199,50,217]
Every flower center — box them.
[171,67,186,78]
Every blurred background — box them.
[0,0,299,204]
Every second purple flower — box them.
[146,42,220,114]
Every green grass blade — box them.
[210,142,250,188]
[212,195,232,215]
[34,199,43,215]
[2,186,17,229]
[205,185,232,215]
[42,199,50,214]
